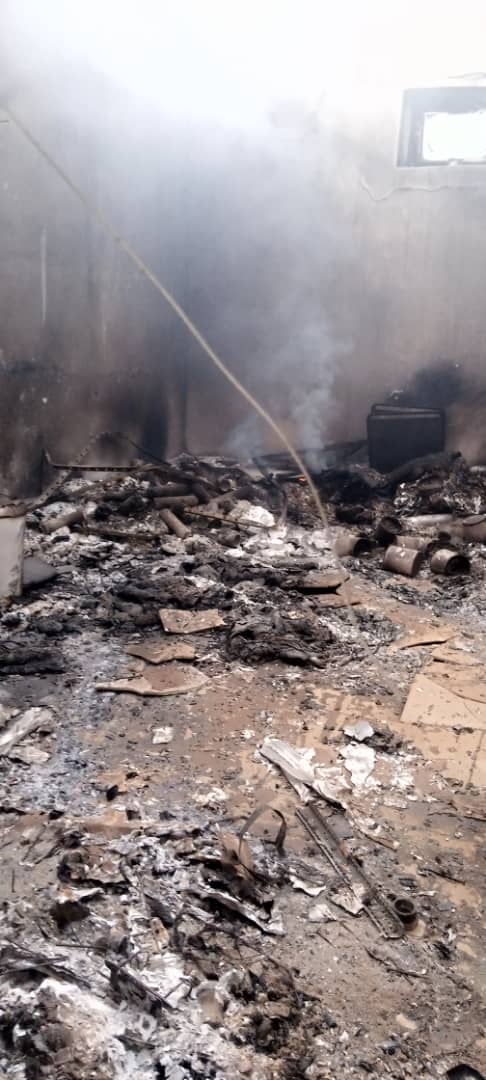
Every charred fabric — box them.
[1,437,486,1079]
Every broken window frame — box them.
[398,86,486,167]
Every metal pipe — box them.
[160,508,190,539]
[405,514,453,529]
[307,804,404,936]
[153,495,199,510]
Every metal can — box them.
[383,544,424,577]
[335,532,373,557]
[430,548,470,575]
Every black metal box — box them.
[367,404,445,473]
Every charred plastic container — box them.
[0,504,26,598]
[367,404,445,473]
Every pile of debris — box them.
[0,811,309,1079]
[1,442,486,1078]
[0,445,485,688]
[1,720,484,1079]
[6,769,434,1080]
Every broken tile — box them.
[314,589,360,608]
[74,808,150,837]
[95,767,144,794]
[289,873,325,897]
[297,570,348,592]
[430,642,479,665]
[308,901,338,922]
[126,640,196,664]
[260,736,349,805]
[393,721,481,785]
[424,663,486,705]
[400,674,486,732]
[96,663,209,697]
[331,882,367,915]
[159,608,225,634]
[320,691,399,736]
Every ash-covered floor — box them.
[1,449,486,1079]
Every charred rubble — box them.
[1,445,485,674]
[0,818,312,1080]
[1,443,486,1079]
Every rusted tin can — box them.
[430,548,470,575]
[335,532,373,557]
[0,504,26,598]
[393,896,417,929]
[460,514,486,543]
[383,544,424,577]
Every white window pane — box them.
[423,109,486,162]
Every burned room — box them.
[2,2,486,1078]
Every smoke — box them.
[225,413,264,461]
[2,0,356,466]
[289,325,350,450]
[3,2,340,126]
[226,310,350,460]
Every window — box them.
[398,87,486,166]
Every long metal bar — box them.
[295,808,346,879]
[295,807,384,935]
[308,804,404,935]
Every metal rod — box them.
[295,808,345,879]
[309,804,404,934]
[296,808,384,934]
